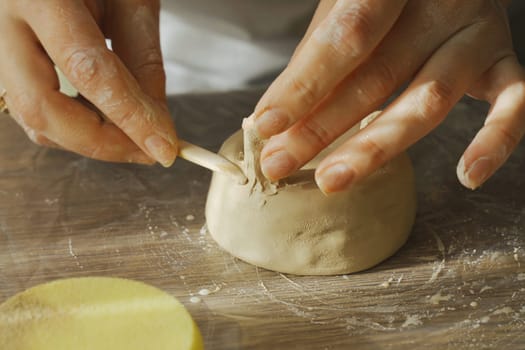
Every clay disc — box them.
[0,277,203,350]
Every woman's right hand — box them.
[0,0,178,166]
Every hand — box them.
[0,0,178,166]
[253,0,525,193]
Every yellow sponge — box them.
[0,277,204,350]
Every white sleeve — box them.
[159,0,317,94]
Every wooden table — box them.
[1,90,524,349]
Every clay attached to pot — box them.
[205,117,417,275]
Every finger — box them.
[9,105,62,149]
[253,0,408,138]
[315,20,513,193]
[106,0,166,101]
[9,109,62,149]
[0,19,61,149]
[289,0,337,62]
[45,93,157,164]
[457,56,525,189]
[31,134,61,149]
[260,1,459,180]
[18,0,177,167]
[0,18,153,164]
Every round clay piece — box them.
[0,277,203,350]
[205,115,417,275]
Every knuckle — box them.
[113,106,147,132]
[64,47,115,89]
[293,119,333,150]
[115,108,139,130]
[64,49,97,84]
[414,80,455,126]
[356,134,387,166]
[133,47,164,75]
[358,58,398,105]
[328,4,373,56]
[8,91,47,131]
[287,76,318,107]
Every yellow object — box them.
[0,277,204,350]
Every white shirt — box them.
[160,0,317,94]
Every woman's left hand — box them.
[253,0,525,193]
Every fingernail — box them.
[456,156,469,188]
[128,151,155,165]
[144,134,176,167]
[261,149,298,180]
[316,163,354,194]
[457,156,492,190]
[254,109,289,138]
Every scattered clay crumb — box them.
[428,291,453,305]
[380,277,394,288]
[159,231,169,238]
[186,214,195,221]
[198,288,210,296]
[489,251,503,262]
[470,301,478,308]
[480,316,490,323]
[396,274,404,285]
[480,285,493,293]
[428,260,445,283]
[68,237,84,270]
[402,314,423,328]
[196,286,221,297]
[517,273,525,281]
[190,296,202,304]
[45,198,59,205]
[492,307,513,315]
[433,232,445,257]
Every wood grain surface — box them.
[0,90,524,349]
